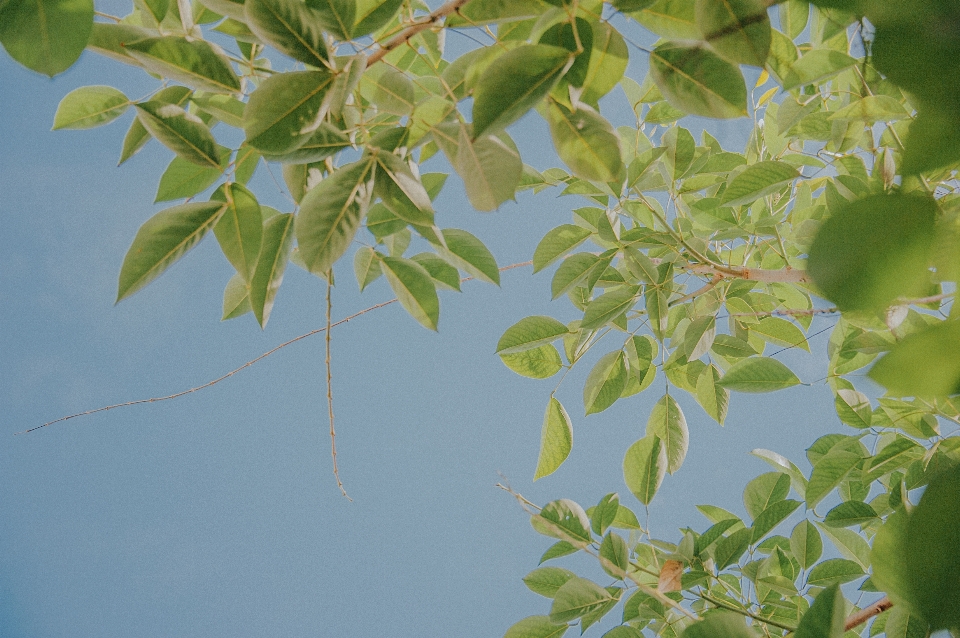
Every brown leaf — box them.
[658,559,682,593]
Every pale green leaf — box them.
[441,228,500,285]
[582,287,640,331]
[498,316,570,355]
[353,246,381,292]
[645,394,688,474]
[546,101,623,183]
[584,351,627,415]
[794,584,845,638]
[503,615,568,638]
[243,70,335,155]
[211,183,263,283]
[523,567,577,598]
[696,0,771,67]
[790,520,822,570]
[534,397,573,480]
[380,256,440,330]
[53,86,129,130]
[696,364,729,425]
[718,357,800,393]
[501,344,564,380]
[125,37,241,94]
[222,272,252,320]
[533,225,592,273]
[249,212,294,328]
[720,161,798,207]
[549,577,615,623]
[135,102,220,168]
[650,43,747,119]
[623,435,667,505]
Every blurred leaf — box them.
[808,193,936,312]
[0,0,93,76]
[503,615,568,638]
[696,0,771,67]
[650,43,747,119]
[794,584,845,638]
[546,101,623,183]
[682,612,755,638]
[869,320,960,397]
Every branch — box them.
[325,276,350,500]
[699,592,798,632]
[365,0,474,67]
[21,261,533,435]
[845,597,892,631]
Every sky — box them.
[1,10,847,638]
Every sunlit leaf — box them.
[717,357,800,393]
[546,101,623,183]
[441,228,500,285]
[720,161,798,207]
[645,394,688,474]
[245,0,329,67]
[501,344,564,379]
[117,201,225,301]
[498,316,570,355]
[135,102,221,168]
[534,398,573,480]
[549,577,615,623]
[623,435,667,505]
[53,86,130,130]
[696,0,771,67]
[125,37,241,94]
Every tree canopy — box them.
[3,0,960,636]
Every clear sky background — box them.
[2,10,845,637]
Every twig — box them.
[669,274,722,307]
[22,261,534,434]
[844,597,892,631]
[365,0,474,67]
[325,275,350,500]
[18,299,398,434]
[495,479,541,513]
[699,592,798,632]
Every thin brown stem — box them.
[326,275,350,500]
[699,592,798,632]
[365,0,474,67]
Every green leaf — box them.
[684,316,716,361]
[714,527,752,569]
[259,122,350,164]
[155,152,227,203]
[472,44,571,137]
[359,65,415,116]
[540,541,578,564]
[645,394,688,474]
[533,225,592,273]
[682,612,755,638]
[649,43,747,119]
[823,501,878,528]
[502,344,564,379]
[498,316,570,355]
[805,449,862,510]
[599,531,629,579]
[817,523,872,570]
[125,37,241,94]
[582,287,640,331]
[354,246,381,292]
[211,183,263,283]
[88,22,151,68]
[590,493,620,536]
[902,106,960,175]
[295,158,376,276]
[222,273,252,320]
[865,436,923,481]
[503,615,568,638]
[0,0,93,76]
[549,577,615,623]
[373,152,434,226]
[885,607,931,638]
[245,0,329,67]
[751,448,808,498]
[117,201,225,302]
[623,435,667,505]
[249,213,294,328]
[352,0,403,37]
[696,0,771,67]
[795,584,845,638]
[120,86,192,165]
[243,70,335,155]
[743,472,791,520]
[443,124,523,211]
[532,499,593,548]
[52,86,129,130]
[135,102,221,168]
[900,463,960,629]
[584,351,628,415]
[441,228,500,285]
[779,49,856,91]
[580,21,629,105]
[806,559,864,587]
[717,357,800,393]
[380,256,440,330]
[869,320,960,397]
[630,0,698,39]
[446,0,551,27]
[304,0,354,39]
[808,193,936,312]
[790,520,822,570]
[751,499,801,543]
[524,567,577,598]
[534,398,573,480]
[546,101,623,183]
[696,364,729,425]
[720,161,798,207]
[829,96,909,123]
[552,253,603,300]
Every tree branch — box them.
[845,597,892,631]
[365,0,474,67]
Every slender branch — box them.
[22,261,533,434]
[669,274,722,307]
[844,597,892,631]
[365,0,474,67]
[699,592,798,632]
[325,276,350,500]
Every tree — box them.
[3,0,960,637]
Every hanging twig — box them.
[325,275,350,500]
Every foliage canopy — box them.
[4,0,960,635]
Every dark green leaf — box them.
[135,102,221,168]
[380,256,440,330]
[244,70,335,155]
[245,0,329,67]
[696,0,771,66]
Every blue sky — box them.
[1,17,844,637]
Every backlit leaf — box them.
[718,357,800,393]
[245,0,329,67]
[135,102,220,168]
[546,101,623,183]
[53,86,130,130]
[503,615,568,638]
[550,577,615,623]
[533,225,592,273]
[645,394,688,474]
[501,345,564,380]
[211,183,263,283]
[523,567,577,598]
[380,256,440,330]
[534,398,573,480]
[441,228,500,285]
[790,520,822,569]
[720,161,798,207]
[696,0,771,67]
[249,212,294,328]
[498,316,570,355]
[117,201,226,301]
[584,351,627,415]
[794,584,845,638]
[650,43,747,119]
[125,37,241,94]
[623,435,667,505]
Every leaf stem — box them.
[325,275,350,500]
[698,592,798,632]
